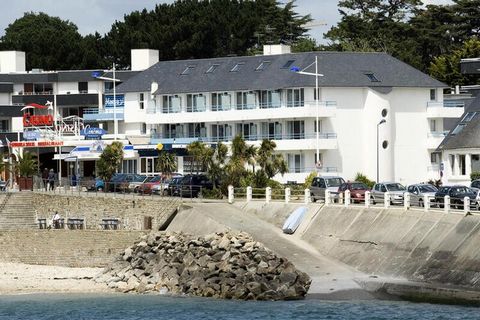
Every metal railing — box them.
[83,107,125,114]
[427,101,465,108]
[150,132,337,142]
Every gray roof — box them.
[439,95,480,150]
[0,70,139,83]
[116,51,446,95]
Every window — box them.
[431,152,440,164]
[121,160,137,174]
[282,60,295,69]
[450,154,455,173]
[0,120,9,132]
[181,65,195,75]
[430,89,436,101]
[236,91,256,110]
[430,119,436,132]
[261,122,282,139]
[187,123,206,138]
[461,112,477,122]
[259,90,281,108]
[230,62,245,72]
[287,121,305,139]
[314,153,323,167]
[78,82,88,93]
[256,61,271,71]
[364,73,380,82]
[139,93,145,110]
[164,123,184,138]
[286,88,304,107]
[287,154,304,173]
[459,154,466,175]
[187,94,206,112]
[206,64,220,74]
[452,124,466,135]
[235,123,257,140]
[314,120,323,133]
[141,123,147,135]
[211,93,231,111]
[140,157,163,175]
[211,124,232,142]
[162,95,181,113]
[25,83,53,94]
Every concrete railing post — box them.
[384,192,390,209]
[228,185,234,204]
[285,187,291,204]
[304,188,310,204]
[365,191,370,208]
[464,196,470,214]
[404,192,410,210]
[339,192,344,205]
[265,187,271,203]
[444,195,450,213]
[344,190,350,208]
[246,186,252,202]
[325,190,330,206]
[424,194,430,212]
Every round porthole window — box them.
[381,108,388,117]
[382,140,388,149]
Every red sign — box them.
[23,113,54,127]
[9,141,63,148]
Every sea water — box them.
[0,294,477,320]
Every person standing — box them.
[52,211,61,229]
[42,168,49,191]
[48,169,55,191]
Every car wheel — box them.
[310,194,316,203]
[371,196,376,205]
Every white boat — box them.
[282,206,307,234]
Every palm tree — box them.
[257,139,288,180]
[97,141,123,187]
[156,151,177,177]
[16,151,38,177]
[186,141,209,174]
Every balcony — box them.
[427,131,448,149]
[145,100,337,124]
[83,107,124,121]
[150,132,337,150]
[426,101,464,118]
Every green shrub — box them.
[201,188,224,199]
[303,172,317,189]
[471,172,480,181]
[354,172,375,189]
[427,179,442,188]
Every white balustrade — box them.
[265,187,272,203]
[304,188,310,204]
[404,192,410,210]
[384,192,390,208]
[246,186,252,202]
[344,190,350,208]
[444,195,450,213]
[285,187,291,204]
[464,196,470,214]
[365,191,370,208]
[228,185,234,204]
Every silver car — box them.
[407,184,438,207]
[310,176,345,202]
[371,182,406,205]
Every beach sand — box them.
[0,262,108,294]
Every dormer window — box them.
[364,72,380,82]
[282,60,295,69]
[181,65,196,75]
[256,61,271,71]
[230,62,245,72]
[206,64,220,74]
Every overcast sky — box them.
[0,0,453,44]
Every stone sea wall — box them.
[97,231,311,300]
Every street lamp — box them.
[377,119,386,183]
[93,63,120,140]
[291,56,324,169]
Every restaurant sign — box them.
[9,141,64,148]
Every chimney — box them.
[131,49,159,71]
[0,51,26,73]
[263,44,291,56]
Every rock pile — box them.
[96,231,311,300]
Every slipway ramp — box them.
[167,202,379,300]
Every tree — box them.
[156,151,177,177]
[97,142,123,185]
[186,141,209,174]
[429,39,480,86]
[16,152,37,177]
[1,12,84,70]
[256,139,288,180]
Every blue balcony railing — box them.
[427,101,465,108]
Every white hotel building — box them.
[0,46,464,184]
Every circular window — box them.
[381,108,388,117]
[382,140,388,149]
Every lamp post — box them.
[377,119,386,183]
[291,56,324,168]
[93,63,120,140]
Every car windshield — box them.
[386,183,405,191]
[132,175,147,182]
[326,178,344,187]
[172,177,182,184]
[351,183,368,190]
[451,187,468,193]
[148,176,162,183]
[418,185,437,193]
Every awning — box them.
[54,144,138,161]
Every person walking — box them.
[42,168,49,191]
[48,169,55,191]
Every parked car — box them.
[434,185,479,209]
[310,176,345,202]
[137,175,162,195]
[338,181,369,203]
[407,184,438,207]
[471,179,480,190]
[179,174,214,198]
[107,173,146,192]
[152,175,183,195]
[127,175,148,193]
[87,177,105,191]
[371,182,406,205]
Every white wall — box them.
[0,51,25,73]
[11,117,23,132]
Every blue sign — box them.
[23,130,40,141]
[81,127,106,139]
[105,95,125,108]
[91,71,102,78]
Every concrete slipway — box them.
[168,201,480,303]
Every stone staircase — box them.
[0,192,37,230]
